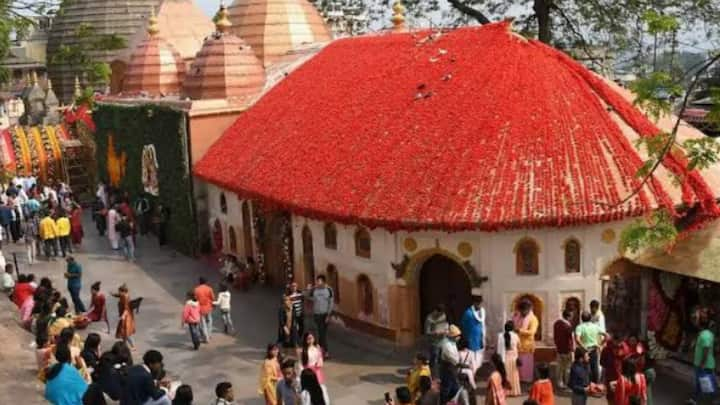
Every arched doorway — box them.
[603,258,644,337]
[302,226,315,285]
[419,254,472,327]
[212,219,223,252]
[261,211,293,286]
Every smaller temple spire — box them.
[74,76,82,99]
[32,71,39,86]
[47,78,53,90]
[147,6,160,36]
[391,0,407,32]
[215,1,232,33]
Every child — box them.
[407,352,431,400]
[529,363,555,405]
[214,381,235,405]
[214,283,234,334]
[181,291,201,350]
[569,347,591,405]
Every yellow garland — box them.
[46,126,64,175]
[15,127,33,177]
[30,127,48,183]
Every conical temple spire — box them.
[391,0,407,32]
[148,6,160,36]
[215,1,232,33]
[74,76,82,99]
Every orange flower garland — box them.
[14,127,33,177]
[30,127,48,183]
[45,125,64,176]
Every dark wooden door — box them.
[420,255,472,327]
[263,212,293,286]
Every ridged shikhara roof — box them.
[194,22,720,232]
[122,18,186,96]
[227,0,331,67]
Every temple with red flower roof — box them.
[193,14,720,348]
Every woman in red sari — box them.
[112,284,136,350]
[85,281,110,333]
[612,358,647,405]
[70,204,84,245]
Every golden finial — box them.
[147,6,159,36]
[47,78,53,90]
[215,1,232,33]
[391,0,407,32]
[74,76,82,98]
[32,71,39,86]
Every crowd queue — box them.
[1,180,716,405]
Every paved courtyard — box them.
[0,216,697,403]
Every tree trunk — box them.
[534,0,552,44]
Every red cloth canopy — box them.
[194,22,720,232]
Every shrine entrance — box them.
[602,258,645,337]
[419,254,472,327]
[259,211,293,287]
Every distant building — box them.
[0,16,52,93]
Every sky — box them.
[198,0,221,17]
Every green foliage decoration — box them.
[94,104,197,256]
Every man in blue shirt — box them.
[64,256,86,313]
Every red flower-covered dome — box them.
[194,22,720,232]
[183,3,265,100]
[122,10,186,96]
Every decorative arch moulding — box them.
[391,251,488,288]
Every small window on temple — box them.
[515,238,539,275]
[564,238,581,273]
[355,227,371,258]
[324,223,337,250]
[228,226,237,253]
[220,193,227,214]
[327,264,340,304]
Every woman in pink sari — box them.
[513,299,539,383]
[486,353,509,405]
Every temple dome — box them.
[195,22,720,232]
[48,0,214,102]
[227,0,331,67]
[122,11,186,96]
[183,4,265,100]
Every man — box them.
[65,256,86,313]
[55,211,72,257]
[439,324,462,404]
[394,386,413,405]
[214,381,234,405]
[0,200,12,243]
[23,212,39,265]
[694,315,716,400]
[589,300,606,333]
[135,194,152,235]
[307,275,334,356]
[554,309,575,389]
[123,350,171,405]
[425,305,448,376]
[39,211,58,259]
[194,277,215,342]
[117,215,135,261]
[276,359,299,405]
[575,310,606,384]
[286,282,305,336]
[460,295,485,378]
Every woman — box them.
[496,320,521,396]
[112,284,136,350]
[45,344,88,405]
[612,358,647,405]
[81,333,101,372]
[513,299,539,383]
[417,375,439,405]
[57,327,91,382]
[86,281,110,333]
[302,332,325,384]
[485,353,509,405]
[300,368,329,405]
[173,384,194,405]
[107,204,120,250]
[92,196,107,236]
[278,295,300,350]
[70,204,84,246]
[258,343,282,405]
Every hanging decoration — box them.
[280,215,294,283]
[252,205,266,285]
[106,134,127,188]
[141,144,160,196]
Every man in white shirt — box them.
[439,324,462,403]
[590,300,606,333]
[1,262,14,294]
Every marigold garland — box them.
[194,22,720,232]
[45,126,64,175]
[14,127,33,177]
[29,127,48,183]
